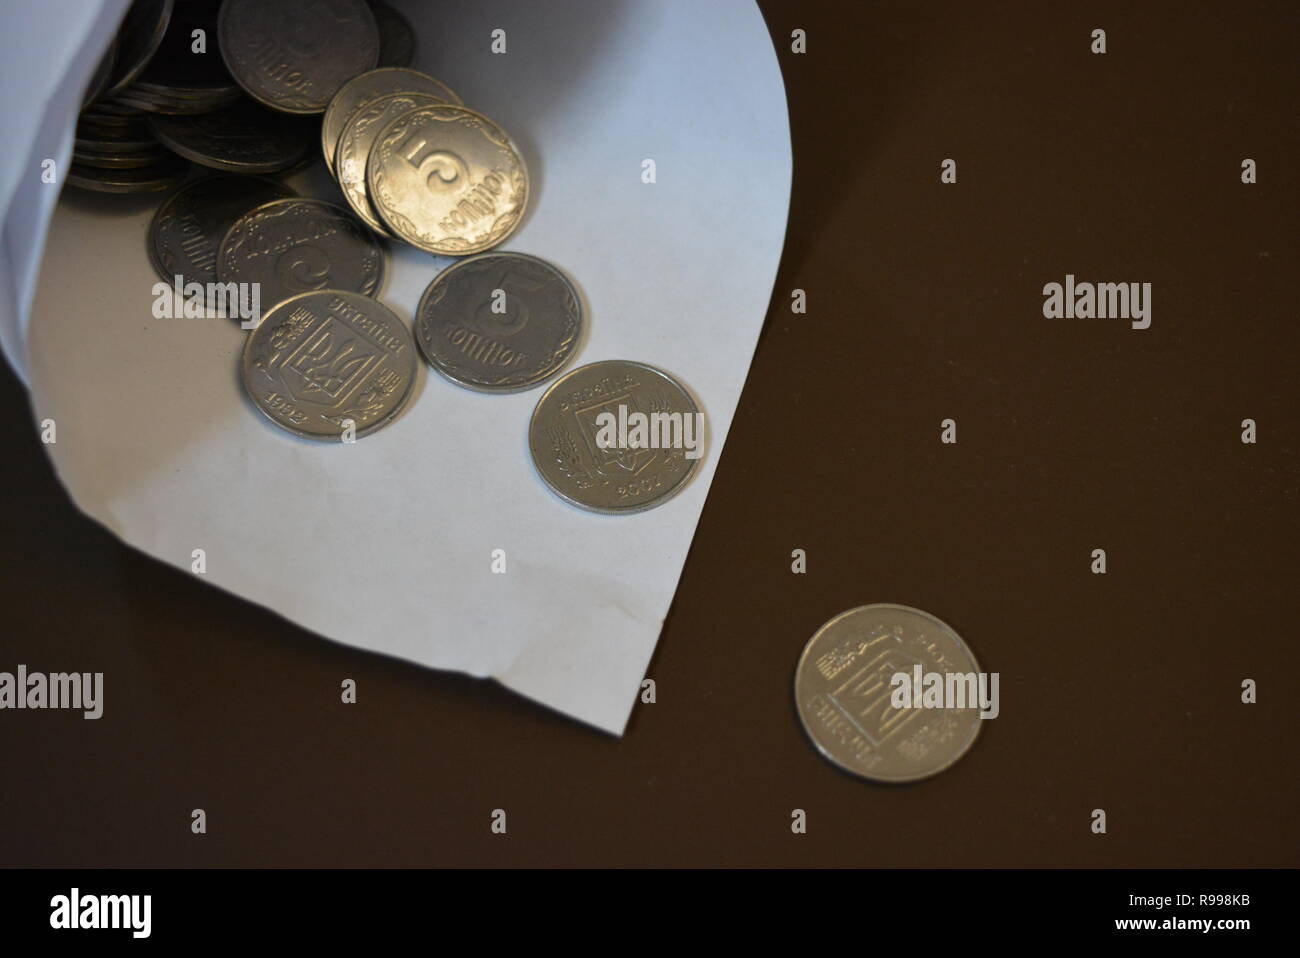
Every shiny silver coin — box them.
[103,0,174,99]
[794,604,985,783]
[241,289,417,441]
[368,104,528,255]
[148,98,314,173]
[372,2,417,67]
[528,361,702,513]
[148,174,295,293]
[218,0,379,115]
[416,253,581,392]
[65,155,189,194]
[335,92,444,234]
[217,199,385,309]
[320,67,461,177]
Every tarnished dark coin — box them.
[794,605,985,783]
[416,252,582,392]
[335,92,444,234]
[241,290,417,441]
[217,199,385,309]
[84,101,144,118]
[72,145,173,170]
[103,0,174,98]
[83,38,118,107]
[368,104,528,255]
[528,361,703,513]
[148,174,295,292]
[74,121,158,153]
[132,0,238,107]
[320,67,461,176]
[148,98,315,173]
[218,0,379,114]
[79,108,142,128]
[114,87,239,115]
[372,2,417,67]
[65,155,190,194]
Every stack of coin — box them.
[95,0,241,116]
[70,110,187,193]
[114,0,242,115]
[319,67,529,256]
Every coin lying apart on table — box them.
[528,361,702,513]
[416,252,581,392]
[241,290,417,441]
[217,198,385,308]
[794,604,986,783]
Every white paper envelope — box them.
[5,0,791,734]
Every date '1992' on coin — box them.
[241,290,416,441]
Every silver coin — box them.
[528,361,702,513]
[103,0,174,99]
[148,98,314,173]
[242,290,417,441]
[416,253,581,392]
[372,2,417,68]
[148,174,295,293]
[794,605,985,783]
[320,67,461,177]
[65,155,189,194]
[217,199,385,309]
[218,0,379,115]
[335,92,444,234]
[367,104,528,255]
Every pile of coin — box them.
[67,0,702,514]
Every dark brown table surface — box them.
[2,0,1296,867]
